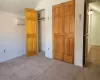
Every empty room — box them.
[0,0,100,80]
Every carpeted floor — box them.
[0,52,100,80]
[87,45,100,64]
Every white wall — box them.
[74,0,84,67]
[0,11,25,62]
[35,0,84,67]
[38,20,45,52]
[90,11,100,46]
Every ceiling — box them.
[0,0,42,15]
[90,1,100,13]
[2,0,100,15]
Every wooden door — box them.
[63,1,75,64]
[52,4,63,61]
[25,8,37,57]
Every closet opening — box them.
[37,9,45,56]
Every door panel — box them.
[52,4,63,60]
[53,35,63,60]
[69,39,74,56]
[64,38,70,56]
[63,2,74,64]
[70,14,74,33]
[25,8,37,57]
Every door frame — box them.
[83,0,89,66]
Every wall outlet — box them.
[48,48,49,50]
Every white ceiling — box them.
[0,0,42,15]
[90,1,100,13]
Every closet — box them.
[38,10,45,53]
[52,1,75,64]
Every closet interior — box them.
[38,9,45,54]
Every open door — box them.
[83,0,89,66]
[25,8,37,57]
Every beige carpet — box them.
[0,53,100,80]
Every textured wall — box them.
[0,11,25,62]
